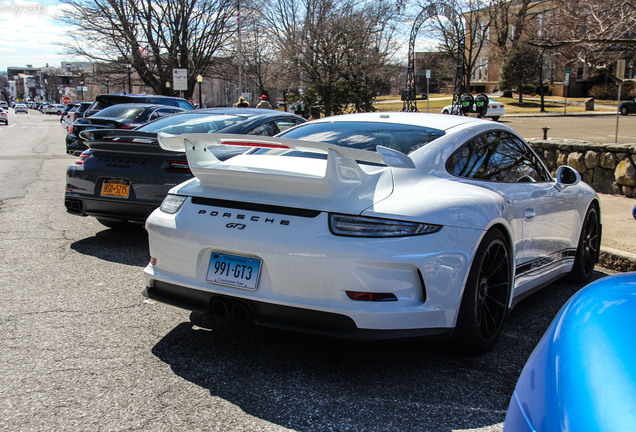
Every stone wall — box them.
[528,139,636,198]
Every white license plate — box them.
[206,252,262,290]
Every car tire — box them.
[620,106,628,116]
[569,204,600,283]
[491,116,500,121]
[442,110,449,115]
[453,228,511,354]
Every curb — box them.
[599,247,636,272]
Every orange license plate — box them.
[101,179,130,198]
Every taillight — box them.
[118,125,134,129]
[165,160,191,173]
[75,152,92,165]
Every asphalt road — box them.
[501,112,636,145]
[0,109,620,432]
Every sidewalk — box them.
[598,193,636,272]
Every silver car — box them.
[14,103,28,114]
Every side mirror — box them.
[555,165,580,191]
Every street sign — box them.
[173,69,188,91]
[425,70,431,79]
[62,96,72,104]
[616,60,626,80]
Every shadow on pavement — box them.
[70,225,150,267]
[150,270,609,431]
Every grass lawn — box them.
[371,94,619,114]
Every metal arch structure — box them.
[402,2,465,113]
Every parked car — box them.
[442,98,506,121]
[0,108,8,125]
[62,102,92,128]
[83,93,195,118]
[60,103,78,122]
[45,103,66,115]
[505,206,635,431]
[0,101,8,110]
[504,272,636,431]
[14,103,28,114]
[142,112,601,353]
[66,103,186,155]
[619,97,636,116]
[65,108,306,227]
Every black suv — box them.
[84,94,195,117]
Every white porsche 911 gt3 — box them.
[143,112,601,353]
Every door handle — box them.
[524,207,536,221]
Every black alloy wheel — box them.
[455,228,511,354]
[570,205,600,283]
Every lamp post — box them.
[126,60,132,93]
[165,81,171,95]
[196,74,203,108]
[105,75,109,94]
[80,81,84,102]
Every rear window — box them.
[136,113,247,134]
[94,105,148,120]
[278,121,445,155]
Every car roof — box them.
[196,107,300,117]
[91,103,183,116]
[308,111,490,131]
[94,93,191,104]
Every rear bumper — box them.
[66,135,87,156]
[65,194,157,222]
[143,280,453,340]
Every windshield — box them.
[278,121,445,155]
[136,113,247,134]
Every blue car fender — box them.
[505,273,636,432]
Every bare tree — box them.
[58,0,237,97]
[0,75,10,103]
[421,0,548,90]
[260,0,401,116]
[418,0,492,90]
[528,0,636,76]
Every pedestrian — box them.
[256,95,272,109]
[236,96,249,107]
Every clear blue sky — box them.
[0,0,76,70]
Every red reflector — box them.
[75,153,91,165]
[346,291,398,302]
[220,141,290,149]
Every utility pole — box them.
[126,60,132,93]
[237,0,242,102]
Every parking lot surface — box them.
[0,110,626,431]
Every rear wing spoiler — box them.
[156,133,415,204]
[158,133,415,169]
[80,129,178,155]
